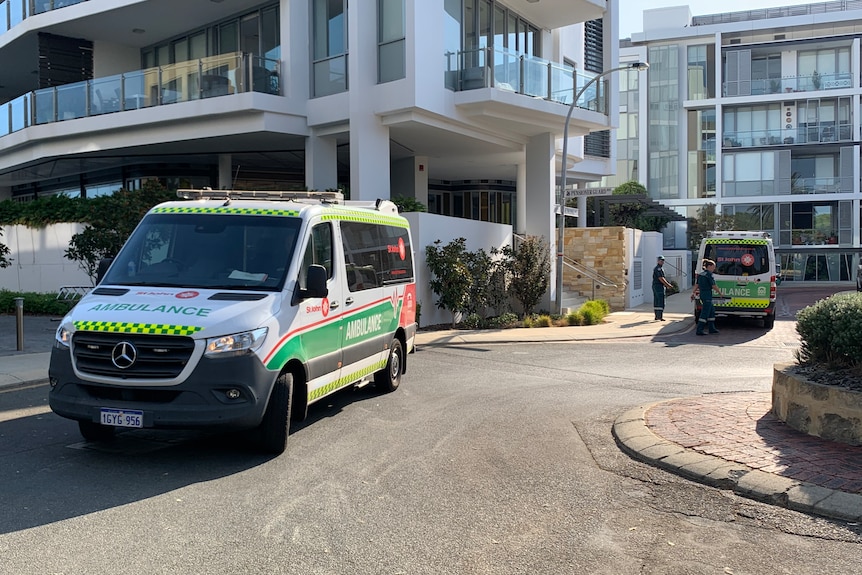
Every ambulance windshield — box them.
[103,213,302,290]
[704,243,770,276]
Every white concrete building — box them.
[0,0,632,308]
[617,1,862,282]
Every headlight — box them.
[205,327,268,357]
[55,325,72,347]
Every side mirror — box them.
[295,264,329,302]
[96,257,114,284]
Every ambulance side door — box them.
[296,221,344,386]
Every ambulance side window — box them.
[298,223,333,289]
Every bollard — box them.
[14,297,24,351]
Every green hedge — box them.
[796,292,862,369]
[0,290,75,315]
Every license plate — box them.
[100,408,144,428]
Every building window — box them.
[313,0,348,96]
[379,0,405,83]
[687,44,715,99]
[647,44,680,200]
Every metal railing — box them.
[724,72,853,96]
[693,1,862,27]
[722,125,852,148]
[0,52,279,138]
[445,46,610,113]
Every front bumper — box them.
[48,345,279,430]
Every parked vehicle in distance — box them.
[48,189,418,454]
[695,230,778,329]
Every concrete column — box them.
[305,134,338,192]
[577,196,587,227]
[348,1,391,200]
[516,162,527,235]
[218,154,232,189]
[525,132,556,310]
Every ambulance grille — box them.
[72,332,194,379]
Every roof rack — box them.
[177,188,344,203]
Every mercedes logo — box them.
[111,341,138,369]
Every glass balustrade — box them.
[722,125,852,148]
[725,71,853,96]
[0,53,279,137]
[445,47,608,113]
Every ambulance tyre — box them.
[763,315,775,330]
[375,338,403,393]
[78,420,115,442]
[257,371,293,454]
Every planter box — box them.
[772,362,862,446]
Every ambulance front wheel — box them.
[375,339,403,393]
[256,371,293,454]
[79,420,115,442]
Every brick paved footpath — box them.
[646,392,862,495]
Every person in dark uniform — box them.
[652,255,674,321]
[694,258,722,335]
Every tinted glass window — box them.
[299,223,334,289]
[105,213,301,290]
[341,221,413,292]
[704,243,770,276]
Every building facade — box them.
[0,0,625,305]
[618,1,862,283]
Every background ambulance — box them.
[49,189,417,454]
[695,231,779,329]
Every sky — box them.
[619,0,824,38]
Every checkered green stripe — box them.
[74,320,202,336]
[321,209,409,228]
[308,358,387,401]
[704,239,768,245]
[152,206,300,217]
[716,299,770,309]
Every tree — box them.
[425,238,473,328]
[686,203,737,253]
[0,228,10,268]
[498,235,550,317]
[65,182,176,282]
[607,180,673,232]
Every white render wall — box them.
[0,224,92,293]
[404,212,512,328]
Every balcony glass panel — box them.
[34,89,56,124]
[314,55,347,97]
[1,1,8,32]
[0,54,280,140]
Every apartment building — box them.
[0,0,624,304]
[613,1,862,283]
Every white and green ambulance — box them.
[49,189,417,454]
[695,230,779,329]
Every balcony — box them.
[791,177,844,195]
[0,0,87,33]
[722,125,852,148]
[0,52,279,138]
[723,71,853,97]
[446,47,610,114]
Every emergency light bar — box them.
[177,188,344,203]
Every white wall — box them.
[404,212,512,327]
[625,229,691,309]
[0,224,92,292]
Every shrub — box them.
[578,299,610,325]
[487,313,519,329]
[390,195,427,213]
[796,293,862,369]
[532,314,553,327]
[0,290,73,315]
[460,313,483,329]
[566,310,584,326]
[496,235,550,317]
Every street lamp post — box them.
[556,61,649,315]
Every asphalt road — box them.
[1,285,859,574]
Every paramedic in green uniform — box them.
[695,258,722,335]
[652,255,674,321]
